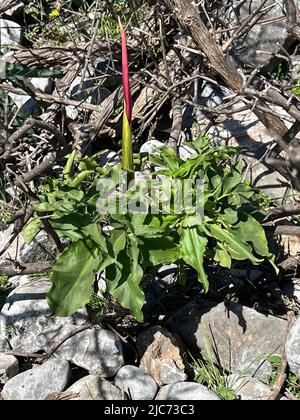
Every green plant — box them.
[30,134,277,322]
[286,371,300,399]
[191,342,236,400]
[87,293,106,312]
[4,324,20,339]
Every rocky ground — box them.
[1,0,300,401]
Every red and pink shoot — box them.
[118,17,134,174]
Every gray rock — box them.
[97,150,120,168]
[156,382,220,400]
[67,375,125,400]
[1,357,71,400]
[156,264,178,285]
[140,140,196,161]
[114,365,158,400]
[167,301,287,382]
[286,316,300,380]
[178,143,196,161]
[30,78,52,94]
[140,140,165,155]
[0,225,24,265]
[8,91,40,118]
[224,0,300,69]
[0,336,9,352]
[0,280,88,353]
[55,328,124,378]
[0,19,21,48]
[5,2,24,17]
[160,360,188,385]
[291,55,300,81]
[226,374,271,400]
[19,233,56,264]
[66,78,110,120]
[0,354,19,384]
[7,274,33,288]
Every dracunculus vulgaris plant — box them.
[118,17,134,175]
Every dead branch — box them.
[0,261,54,276]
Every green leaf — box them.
[222,164,242,195]
[50,213,92,241]
[107,234,145,322]
[180,227,209,292]
[141,237,182,266]
[107,229,127,257]
[33,202,59,212]
[207,224,262,264]
[22,218,42,244]
[83,223,107,251]
[214,245,232,268]
[236,215,269,257]
[47,240,101,316]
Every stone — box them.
[0,225,24,265]
[67,375,125,400]
[4,2,24,17]
[30,78,52,94]
[19,233,56,264]
[0,19,21,49]
[97,150,120,168]
[137,326,186,386]
[0,280,88,353]
[226,374,271,400]
[140,139,165,156]
[66,78,110,119]
[140,140,196,161]
[0,335,9,352]
[286,316,300,380]
[7,274,33,288]
[280,235,300,258]
[167,301,287,382]
[156,264,178,285]
[1,357,71,400]
[291,55,300,81]
[114,365,158,400]
[159,360,188,385]
[8,91,40,118]
[55,328,124,378]
[156,382,220,400]
[224,0,300,70]
[0,354,19,383]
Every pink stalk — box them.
[118,17,132,123]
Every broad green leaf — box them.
[107,229,127,257]
[22,218,42,244]
[107,235,145,321]
[67,171,92,188]
[50,213,92,241]
[207,224,262,264]
[47,240,101,316]
[236,215,269,256]
[222,208,239,225]
[33,202,59,212]
[141,237,182,266]
[236,215,278,273]
[180,227,209,292]
[222,164,242,195]
[83,223,107,251]
[214,245,231,268]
